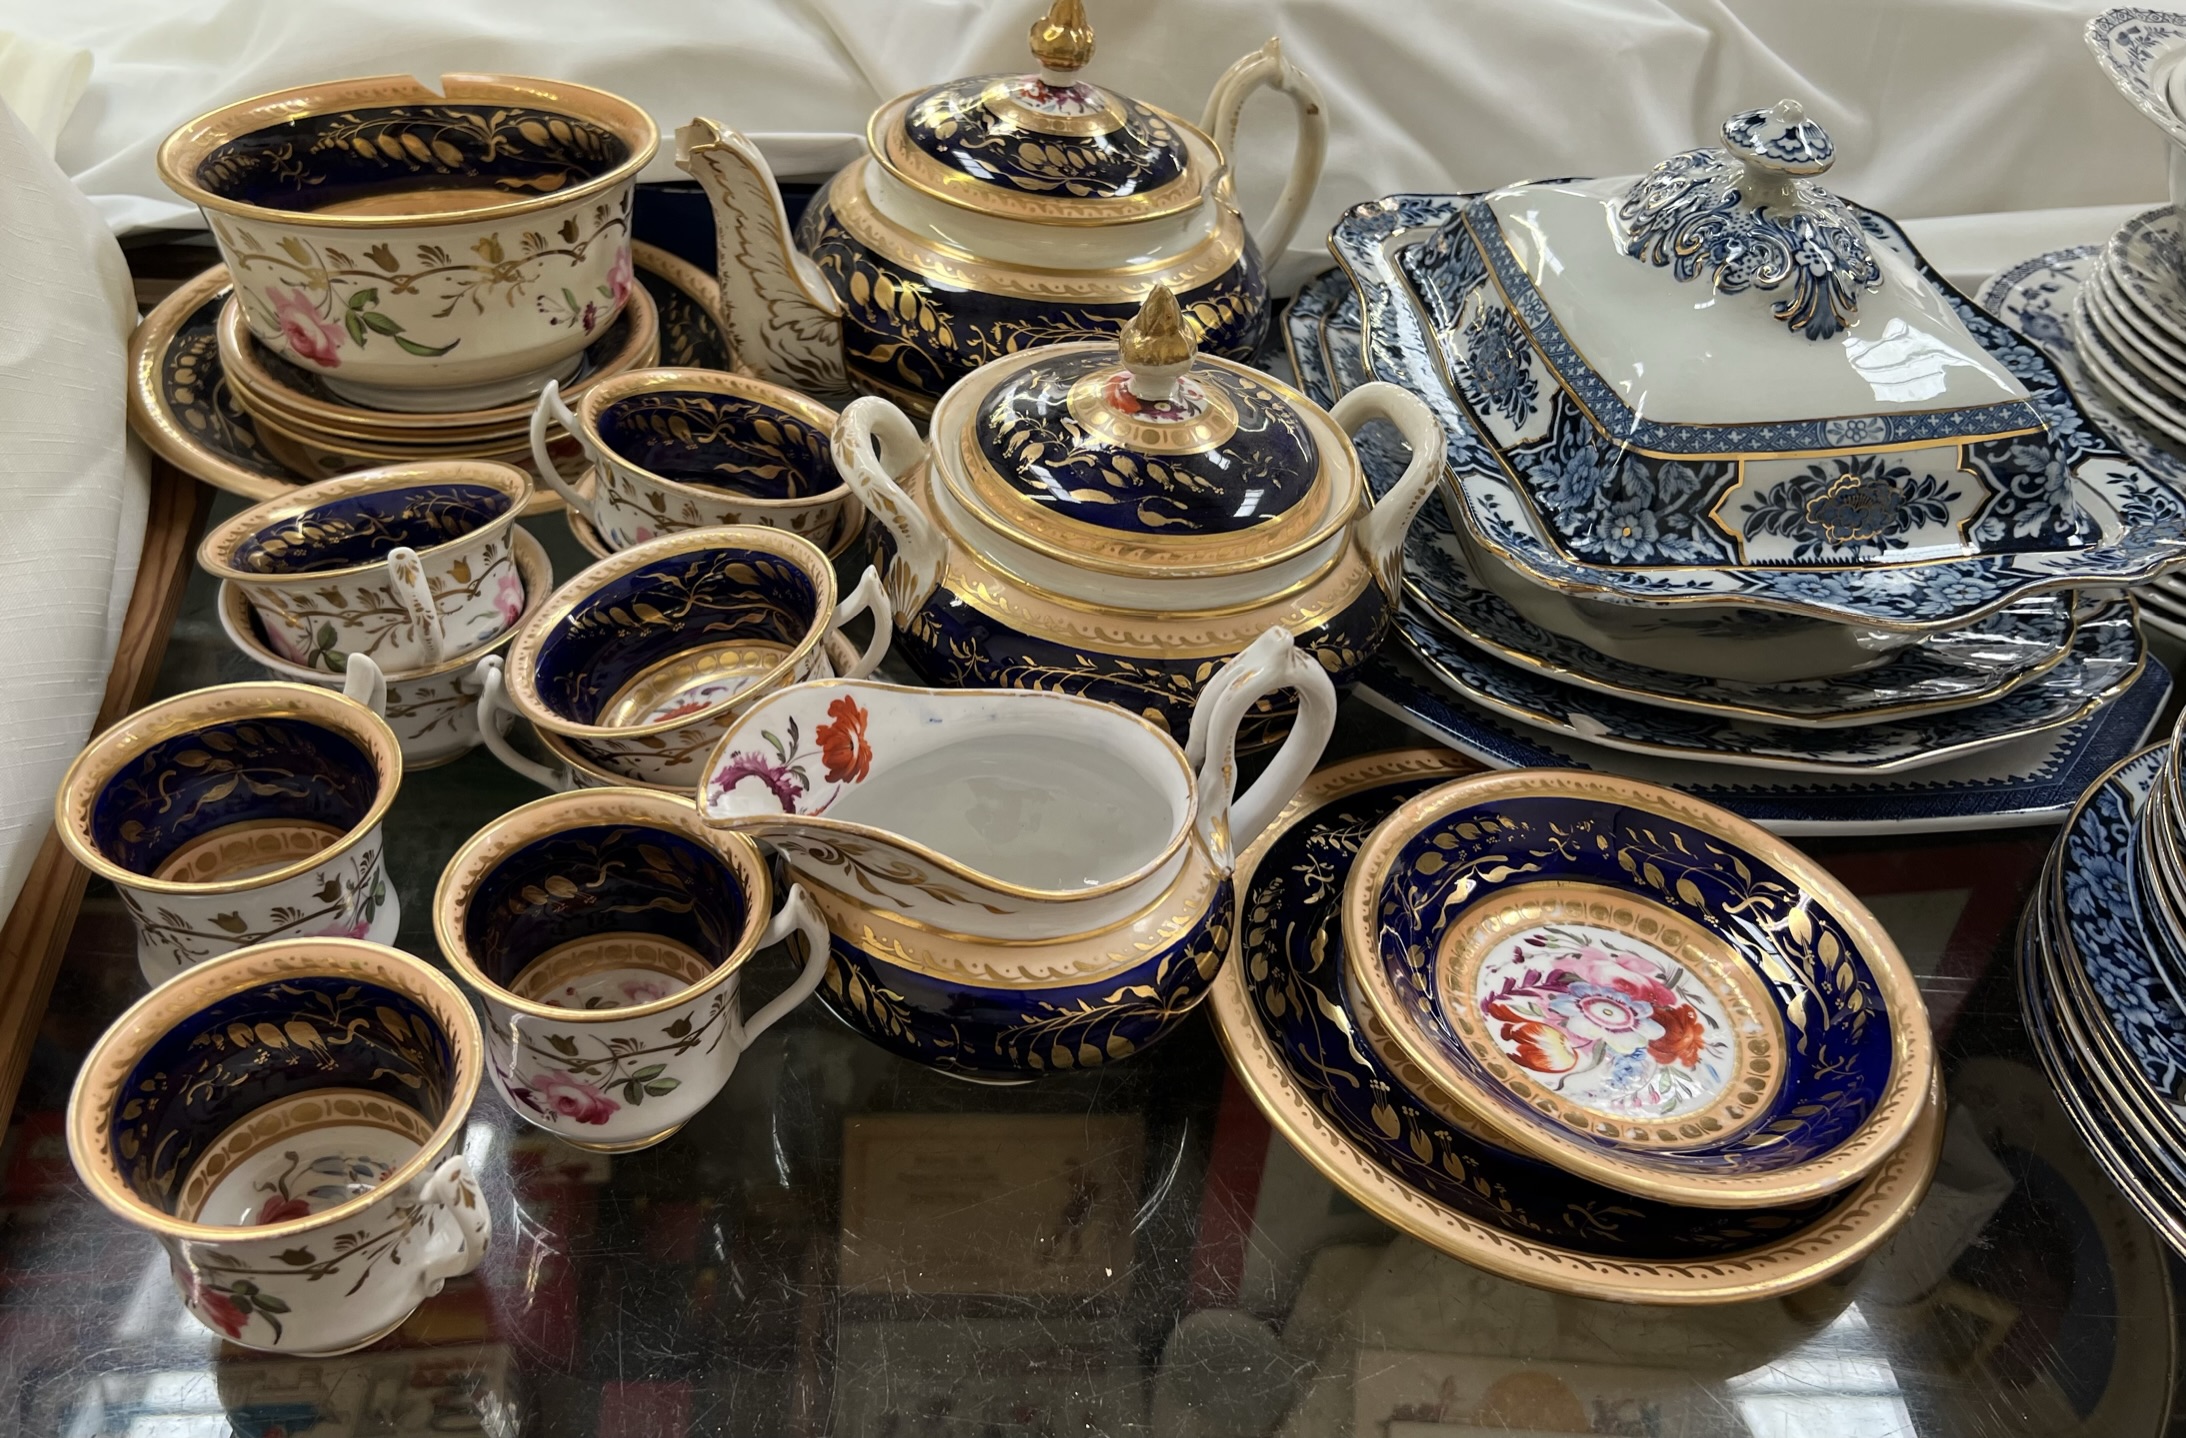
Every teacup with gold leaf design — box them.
[201,462,531,674]
[67,938,489,1355]
[530,368,862,555]
[56,682,403,986]
[435,787,827,1152]
[489,527,890,788]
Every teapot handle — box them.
[829,566,895,679]
[474,655,576,791]
[339,652,388,716]
[832,397,945,616]
[527,380,597,518]
[1184,626,1338,869]
[675,119,850,397]
[1335,382,1446,598]
[384,547,446,666]
[1201,38,1329,267]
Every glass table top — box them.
[5,491,2181,1437]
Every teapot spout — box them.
[674,118,849,397]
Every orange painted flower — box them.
[816,696,872,784]
[1647,1001,1706,1068]
[1500,1018,1577,1074]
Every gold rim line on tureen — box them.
[1333,216,2094,629]
[499,524,839,742]
[1208,748,1947,1303]
[568,368,853,513]
[157,72,660,230]
[197,461,533,583]
[55,682,404,896]
[701,676,1205,907]
[433,786,780,1022]
[1340,767,1935,1206]
[66,937,483,1242]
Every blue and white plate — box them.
[2105,205,2186,358]
[1332,193,2186,629]
[1393,598,2143,775]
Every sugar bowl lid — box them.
[867,0,1218,225]
[939,286,1356,578]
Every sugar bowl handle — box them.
[832,397,945,616]
[1201,37,1329,265]
[1185,626,1338,868]
[384,547,446,666]
[527,380,596,517]
[413,1154,491,1292]
[731,884,830,1049]
[1336,382,1446,599]
[829,566,895,679]
[474,655,577,792]
[338,651,388,716]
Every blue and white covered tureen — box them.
[1334,102,2186,680]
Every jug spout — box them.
[674,118,850,398]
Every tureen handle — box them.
[1201,38,1329,267]
[1184,626,1338,870]
[1336,382,1447,599]
[473,655,577,792]
[675,118,850,397]
[832,397,945,616]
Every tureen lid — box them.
[867,0,1216,226]
[938,286,1353,577]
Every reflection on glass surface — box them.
[1843,318,1993,406]
[0,488,2177,1437]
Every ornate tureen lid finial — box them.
[1118,285,1196,400]
[1028,0,1096,83]
[1617,100,1882,341]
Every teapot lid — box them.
[867,0,1216,226]
[940,286,1351,577]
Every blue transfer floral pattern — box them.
[1736,455,1963,562]
[1461,306,1538,427]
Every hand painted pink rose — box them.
[607,245,634,307]
[493,573,525,626]
[269,287,343,369]
[320,911,373,941]
[528,1069,620,1125]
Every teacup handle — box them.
[1184,626,1338,869]
[832,397,946,616]
[474,655,577,791]
[1335,382,1447,598]
[527,380,595,516]
[1200,37,1329,266]
[385,547,446,666]
[413,1154,492,1292]
[730,885,830,1049]
[340,652,388,716]
[828,566,895,679]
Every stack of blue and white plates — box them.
[2021,714,2186,1257]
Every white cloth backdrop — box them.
[0,95,148,923]
[6,0,2173,270]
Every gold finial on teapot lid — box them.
[1119,285,1197,399]
[1029,0,1095,79]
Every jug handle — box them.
[830,565,896,678]
[1184,626,1338,870]
[1201,38,1329,267]
[474,655,576,791]
[832,397,945,616]
[384,547,446,667]
[1337,382,1447,599]
[527,380,596,516]
[675,118,850,396]
[339,652,388,716]
[730,885,831,1049]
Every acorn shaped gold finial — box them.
[1119,285,1197,399]
[1029,0,1095,76]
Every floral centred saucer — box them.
[1208,748,1943,1303]
[1340,769,1929,1209]
[127,242,732,508]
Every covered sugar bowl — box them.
[675,0,1326,409]
[833,286,1443,742]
